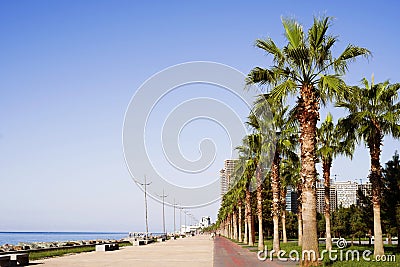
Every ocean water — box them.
[0,232,127,245]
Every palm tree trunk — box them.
[244,203,248,244]
[257,166,264,251]
[369,138,384,256]
[233,209,238,240]
[297,184,303,247]
[226,215,231,238]
[229,215,233,239]
[225,218,228,237]
[281,187,288,243]
[271,149,281,253]
[250,213,255,246]
[238,202,243,242]
[323,159,332,251]
[246,188,254,246]
[298,84,319,266]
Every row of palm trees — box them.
[216,16,400,266]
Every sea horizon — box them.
[0,231,128,245]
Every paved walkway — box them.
[32,235,213,267]
[213,236,297,267]
[31,235,298,266]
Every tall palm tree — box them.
[246,16,370,266]
[317,113,353,251]
[236,140,257,246]
[337,77,400,256]
[246,114,267,251]
[254,97,298,253]
[247,114,268,250]
[230,162,247,243]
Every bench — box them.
[9,253,29,266]
[0,255,10,267]
[133,240,146,246]
[95,243,119,252]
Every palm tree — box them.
[246,16,370,266]
[236,140,257,246]
[317,113,353,251]
[254,98,298,252]
[230,163,246,243]
[246,114,267,251]
[337,77,400,256]
[240,110,277,250]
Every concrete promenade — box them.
[32,235,213,267]
[32,235,297,266]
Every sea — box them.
[0,232,128,245]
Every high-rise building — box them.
[220,169,227,196]
[333,181,358,208]
[358,181,372,197]
[220,159,238,196]
[285,186,298,213]
[316,179,337,213]
[357,181,372,205]
[286,179,372,214]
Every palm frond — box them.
[269,79,298,102]
[255,38,285,66]
[246,67,276,86]
[281,17,304,48]
[333,45,371,74]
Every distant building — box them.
[285,186,298,213]
[199,216,211,228]
[316,179,337,213]
[220,169,227,196]
[287,179,372,214]
[220,159,238,196]
[358,181,372,197]
[334,181,358,208]
[357,181,372,205]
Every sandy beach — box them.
[31,235,213,267]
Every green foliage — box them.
[317,213,326,237]
[285,212,298,238]
[317,113,354,164]
[247,16,370,104]
[382,151,400,240]
[332,206,352,237]
[29,246,95,261]
[337,78,400,147]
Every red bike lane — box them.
[213,236,297,267]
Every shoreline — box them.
[0,238,128,253]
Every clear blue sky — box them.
[0,0,399,232]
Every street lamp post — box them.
[173,199,176,236]
[157,189,168,236]
[137,176,151,240]
[179,207,182,235]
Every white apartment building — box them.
[220,159,238,196]
[333,181,358,208]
